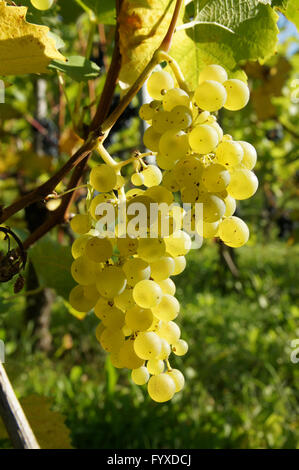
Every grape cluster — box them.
[68,64,258,402]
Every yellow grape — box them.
[147,359,165,375]
[172,256,186,275]
[150,257,175,281]
[131,366,150,385]
[159,130,189,161]
[189,124,219,154]
[85,237,113,263]
[143,126,161,152]
[194,80,227,112]
[224,195,236,217]
[90,164,117,192]
[198,64,228,84]
[223,79,250,111]
[70,214,91,234]
[167,369,185,392]
[157,321,181,344]
[164,230,191,257]
[172,339,188,356]
[120,340,144,369]
[137,237,166,262]
[218,216,249,248]
[123,257,151,286]
[152,294,180,321]
[142,165,162,187]
[147,71,174,100]
[227,169,258,200]
[71,256,99,285]
[71,234,91,258]
[215,141,244,167]
[134,332,162,360]
[125,306,153,331]
[114,288,134,311]
[238,141,257,170]
[131,172,145,186]
[147,374,176,402]
[157,278,176,296]
[133,280,162,308]
[162,88,190,111]
[69,285,95,312]
[31,0,54,10]
[96,266,127,298]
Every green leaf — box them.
[49,56,101,82]
[29,236,75,299]
[171,0,279,88]
[275,0,299,30]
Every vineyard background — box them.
[0,0,298,449]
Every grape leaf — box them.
[0,395,73,449]
[0,0,66,76]
[29,236,75,299]
[273,0,299,30]
[49,56,101,82]
[170,0,280,88]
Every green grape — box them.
[164,230,191,257]
[157,278,176,296]
[223,79,250,111]
[218,216,249,247]
[133,280,162,308]
[145,185,174,205]
[31,0,54,10]
[157,338,171,359]
[215,141,244,167]
[70,214,91,235]
[167,369,185,392]
[90,164,117,192]
[227,169,258,200]
[152,294,180,321]
[196,111,210,124]
[147,359,164,375]
[159,130,189,161]
[172,339,188,356]
[142,165,162,187]
[196,220,219,239]
[150,257,175,281]
[143,126,161,151]
[201,163,230,192]
[172,256,186,275]
[119,340,144,369]
[134,331,162,360]
[84,284,100,303]
[71,256,99,285]
[162,88,190,111]
[94,297,115,321]
[162,170,180,192]
[189,124,219,154]
[156,154,177,170]
[114,288,134,311]
[173,156,203,187]
[194,80,227,112]
[181,185,199,203]
[71,234,91,258]
[198,64,228,84]
[125,306,153,331]
[69,285,95,312]
[209,121,224,141]
[131,366,150,385]
[147,71,174,100]
[139,104,155,121]
[224,195,236,217]
[96,266,127,298]
[157,321,181,344]
[168,106,193,130]
[104,307,125,329]
[152,110,172,134]
[131,172,145,186]
[85,237,113,263]
[89,193,113,220]
[238,141,257,170]
[123,257,151,286]
[99,328,125,353]
[147,374,176,402]
[137,237,166,262]
[200,194,226,223]
[116,237,138,256]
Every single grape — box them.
[134,331,162,360]
[137,237,166,262]
[223,79,250,111]
[162,170,180,192]
[194,80,227,112]
[94,297,115,321]
[114,288,134,311]
[70,214,91,235]
[116,237,138,256]
[172,256,186,275]
[143,126,161,152]
[125,306,153,332]
[71,256,99,285]
[196,220,219,239]
[189,124,219,154]
[198,64,228,84]
[162,88,190,111]
[120,340,144,369]
[156,154,178,170]
[164,230,191,257]
[238,141,257,170]
[152,294,180,321]
[144,185,174,205]
[224,195,236,217]
[71,234,91,258]
[227,169,258,200]
[218,216,249,247]
[69,285,95,312]
[85,237,113,263]
[157,278,176,296]
[142,165,162,187]
[150,257,175,281]
[133,280,162,308]
[168,106,193,130]
[147,374,176,402]
[147,71,174,100]
[172,339,188,356]
[96,265,127,298]
[131,172,145,186]
[201,163,230,192]
[103,307,125,330]
[123,257,151,286]
[89,193,113,220]
[90,165,117,192]
[99,328,125,353]
[157,338,171,360]
[199,194,226,223]
[147,359,165,375]
[157,321,181,344]
[159,130,189,161]
[215,141,244,167]
[152,110,172,134]
[31,0,54,10]
[131,366,150,385]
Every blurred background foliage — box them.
[0,1,298,449]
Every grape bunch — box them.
[68,63,258,403]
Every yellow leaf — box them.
[0,0,65,76]
[118,0,177,88]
